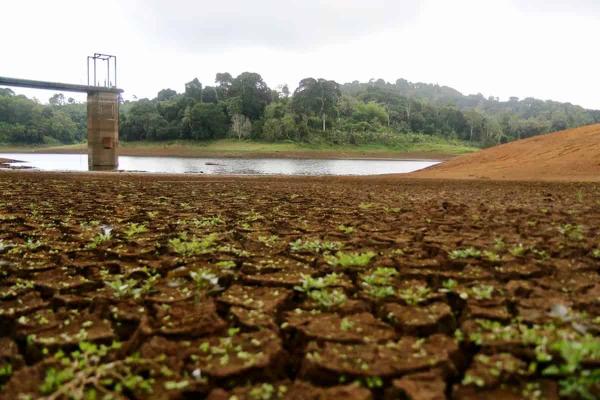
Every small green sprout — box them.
[169,233,218,256]
[325,251,375,268]
[482,250,501,262]
[493,238,506,251]
[441,279,458,291]
[462,373,485,387]
[86,226,113,249]
[361,267,398,299]
[306,289,347,309]
[337,225,355,234]
[216,260,236,269]
[294,273,342,292]
[124,223,148,239]
[340,318,354,331]
[558,224,584,241]
[249,383,276,400]
[398,285,431,305]
[290,239,342,253]
[258,235,279,247]
[471,285,494,300]
[192,216,224,228]
[449,247,481,260]
[164,380,189,390]
[189,269,220,292]
[509,243,527,257]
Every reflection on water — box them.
[0,153,439,176]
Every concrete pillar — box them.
[87,91,119,169]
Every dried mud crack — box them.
[0,171,599,399]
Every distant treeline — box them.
[1,75,599,146]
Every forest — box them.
[1,74,599,147]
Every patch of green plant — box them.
[592,249,600,259]
[340,318,354,331]
[441,279,458,292]
[215,260,236,269]
[449,247,481,260]
[189,268,220,292]
[290,238,342,253]
[258,235,279,247]
[192,216,224,228]
[362,267,398,286]
[325,251,375,268]
[248,383,289,399]
[86,226,113,250]
[509,243,527,257]
[493,238,506,251]
[558,224,584,241]
[243,211,263,223]
[358,202,376,210]
[361,267,398,299]
[357,376,383,389]
[0,278,35,299]
[462,373,485,387]
[196,333,266,368]
[0,363,12,389]
[100,269,159,299]
[470,284,494,300]
[398,285,431,305]
[531,248,549,261]
[482,250,501,263]
[38,341,162,399]
[542,336,600,400]
[169,233,218,256]
[337,225,355,234]
[7,238,43,255]
[164,380,190,390]
[294,273,342,292]
[306,288,347,309]
[294,273,347,308]
[124,222,148,239]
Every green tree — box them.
[292,78,341,131]
[184,78,203,102]
[228,72,272,121]
[157,88,177,101]
[189,103,228,139]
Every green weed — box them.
[325,251,375,268]
[398,285,431,305]
[124,223,148,239]
[449,247,481,260]
[169,233,218,256]
[290,239,342,253]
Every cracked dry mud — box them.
[0,171,599,399]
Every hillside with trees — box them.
[1,75,599,147]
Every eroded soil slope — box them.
[411,123,600,181]
[0,171,599,399]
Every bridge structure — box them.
[0,54,123,169]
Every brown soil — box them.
[410,123,600,181]
[0,170,599,399]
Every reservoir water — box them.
[0,153,438,176]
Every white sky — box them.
[1,0,599,108]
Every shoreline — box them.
[0,141,472,161]
[0,148,454,161]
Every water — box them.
[0,153,439,176]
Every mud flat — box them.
[0,170,599,399]
[411,123,600,181]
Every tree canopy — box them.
[1,73,598,146]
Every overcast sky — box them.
[1,0,599,108]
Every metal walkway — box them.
[0,76,122,94]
